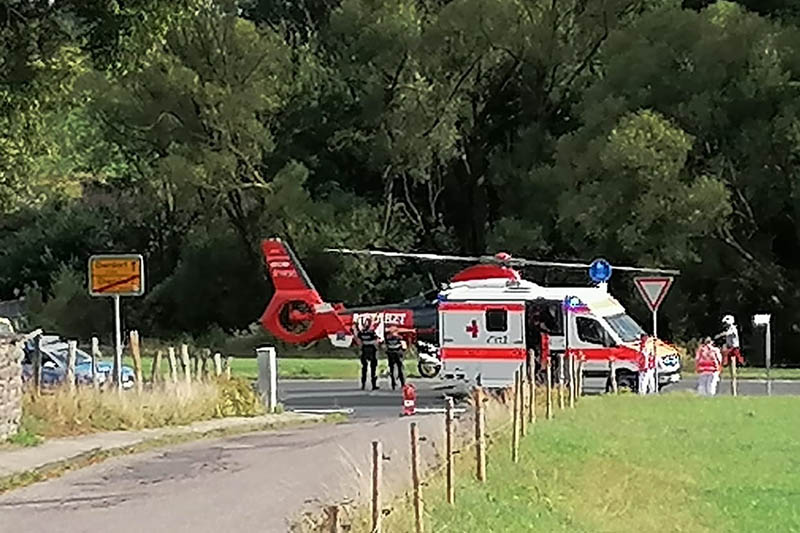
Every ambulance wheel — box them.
[418,361,440,379]
[616,373,638,393]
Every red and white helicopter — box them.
[260,238,682,390]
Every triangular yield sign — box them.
[634,277,674,311]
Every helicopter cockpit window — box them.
[485,309,508,332]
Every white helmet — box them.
[722,314,735,326]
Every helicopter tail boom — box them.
[260,238,347,345]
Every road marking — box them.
[292,408,355,415]
[412,407,467,414]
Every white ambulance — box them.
[437,278,681,390]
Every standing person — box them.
[384,326,407,390]
[354,317,380,390]
[716,315,744,367]
[637,334,656,395]
[527,307,551,383]
[695,337,722,396]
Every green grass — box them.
[362,394,800,533]
[735,367,800,380]
[123,355,419,381]
[2,426,42,449]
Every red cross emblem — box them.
[466,319,479,338]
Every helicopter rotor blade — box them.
[326,247,679,275]
[325,248,481,262]
[508,258,679,275]
[604,265,680,275]
[507,258,593,269]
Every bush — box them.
[214,377,264,417]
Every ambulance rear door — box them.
[439,301,526,388]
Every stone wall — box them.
[0,336,23,441]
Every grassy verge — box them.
[351,393,800,532]
[19,378,263,440]
[734,367,800,380]
[123,356,420,381]
[0,414,332,495]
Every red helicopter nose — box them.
[495,252,512,262]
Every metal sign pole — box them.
[753,314,772,396]
[652,310,658,394]
[766,320,772,396]
[114,294,122,391]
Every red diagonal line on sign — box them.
[96,274,140,293]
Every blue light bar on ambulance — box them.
[563,296,583,309]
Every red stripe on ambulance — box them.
[441,347,526,360]
[439,302,525,312]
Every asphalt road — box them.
[280,374,800,418]
[0,413,457,533]
[279,378,467,418]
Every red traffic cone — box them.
[402,383,416,416]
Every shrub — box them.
[214,377,264,417]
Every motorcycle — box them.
[416,340,442,379]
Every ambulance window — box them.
[545,303,563,335]
[485,309,508,332]
[577,317,604,345]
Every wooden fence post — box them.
[130,330,143,394]
[151,350,163,384]
[371,440,382,533]
[474,386,486,482]
[730,356,738,397]
[610,358,618,394]
[66,340,77,392]
[192,351,200,381]
[520,365,527,437]
[33,334,42,396]
[225,356,233,379]
[445,397,455,505]
[180,344,192,388]
[546,361,553,420]
[213,352,223,377]
[201,348,212,380]
[167,347,178,384]
[528,350,536,426]
[568,351,576,409]
[326,505,341,533]
[558,352,565,409]
[410,423,424,533]
[91,336,100,388]
[512,369,520,463]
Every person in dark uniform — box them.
[384,326,407,390]
[526,307,551,382]
[355,317,379,390]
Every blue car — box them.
[22,336,135,389]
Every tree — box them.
[0,1,95,213]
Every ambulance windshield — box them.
[605,313,645,343]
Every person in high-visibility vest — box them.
[695,336,722,396]
[637,334,656,395]
[716,314,744,367]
